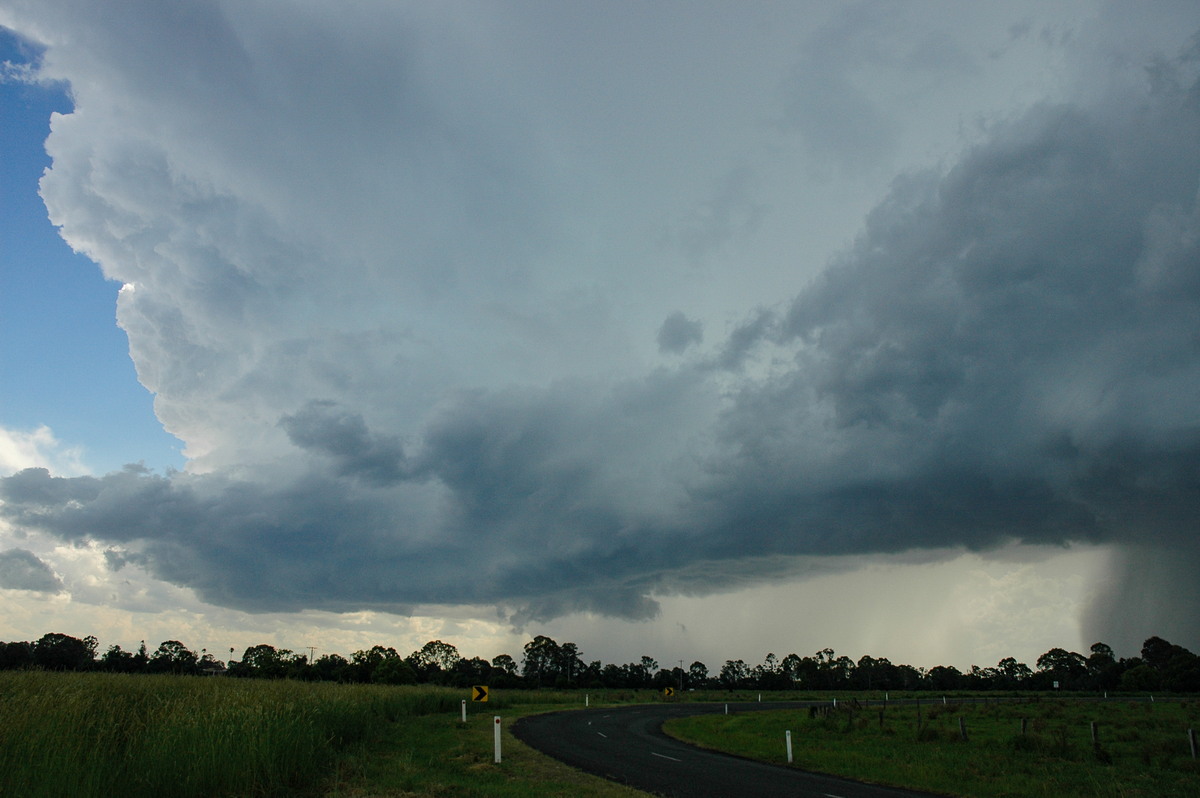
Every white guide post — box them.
[494,716,502,763]
[461,699,467,722]
[785,730,793,763]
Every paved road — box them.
[513,701,937,798]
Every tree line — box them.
[1,631,1197,693]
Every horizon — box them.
[3,1,1199,675]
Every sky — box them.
[1,0,1199,673]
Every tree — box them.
[313,653,352,682]
[926,665,963,691]
[1120,663,1161,692]
[522,635,562,686]
[148,640,198,674]
[620,657,657,688]
[996,657,1032,688]
[372,657,417,685]
[719,659,749,689]
[1035,647,1086,689]
[782,653,819,688]
[32,633,95,671]
[1140,637,1175,671]
[198,651,227,675]
[580,660,604,688]
[351,645,401,682]
[756,652,792,690]
[813,648,846,689]
[1139,637,1200,692]
[240,644,294,678]
[409,640,461,682]
[100,644,141,673]
[491,654,518,675]
[652,668,677,690]
[688,661,709,687]
[556,642,585,687]
[1086,643,1120,690]
[854,655,898,690]
[0,640,33,670]
[450,656,492,687]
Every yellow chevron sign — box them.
[472,685,489,702]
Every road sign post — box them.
[472,685,489,702]
[494,716,502,763]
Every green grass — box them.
[0,671,652,798]
[19,674,1196,798]
[322,703,647,797]
[664,697,1200,797]
[0,670,475,797]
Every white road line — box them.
[597,731,608,738]
[824,793,845,798]
[651,752,682,762]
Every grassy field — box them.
[664,696,1200,797]
[10,673,1199,797]
[322,702,648,797]
[0,670,653,798]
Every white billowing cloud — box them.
[1,1,1199,660]
[0,424,86,476]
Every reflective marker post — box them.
[461,700,467,722]
[785,730,793,763]
[494,716,502,763]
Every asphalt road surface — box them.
[513,701,938,798]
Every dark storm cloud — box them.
[657,312,703,354]
[280,401,410,485]
[2,31,1199,637]
[0,548,63,592]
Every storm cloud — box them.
[1,2,1198,650]
[0,548,63,593]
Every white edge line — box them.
[651,752,682,762]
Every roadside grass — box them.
[0,670,653,798]
[320,702,648,797]
[0,670,478,798]
[664,696,1200,798]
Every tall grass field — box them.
[665,696,1200,797]
[0,670,518,798]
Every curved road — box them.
[513,701,936,798]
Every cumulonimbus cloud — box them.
[1,3,1198,645]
